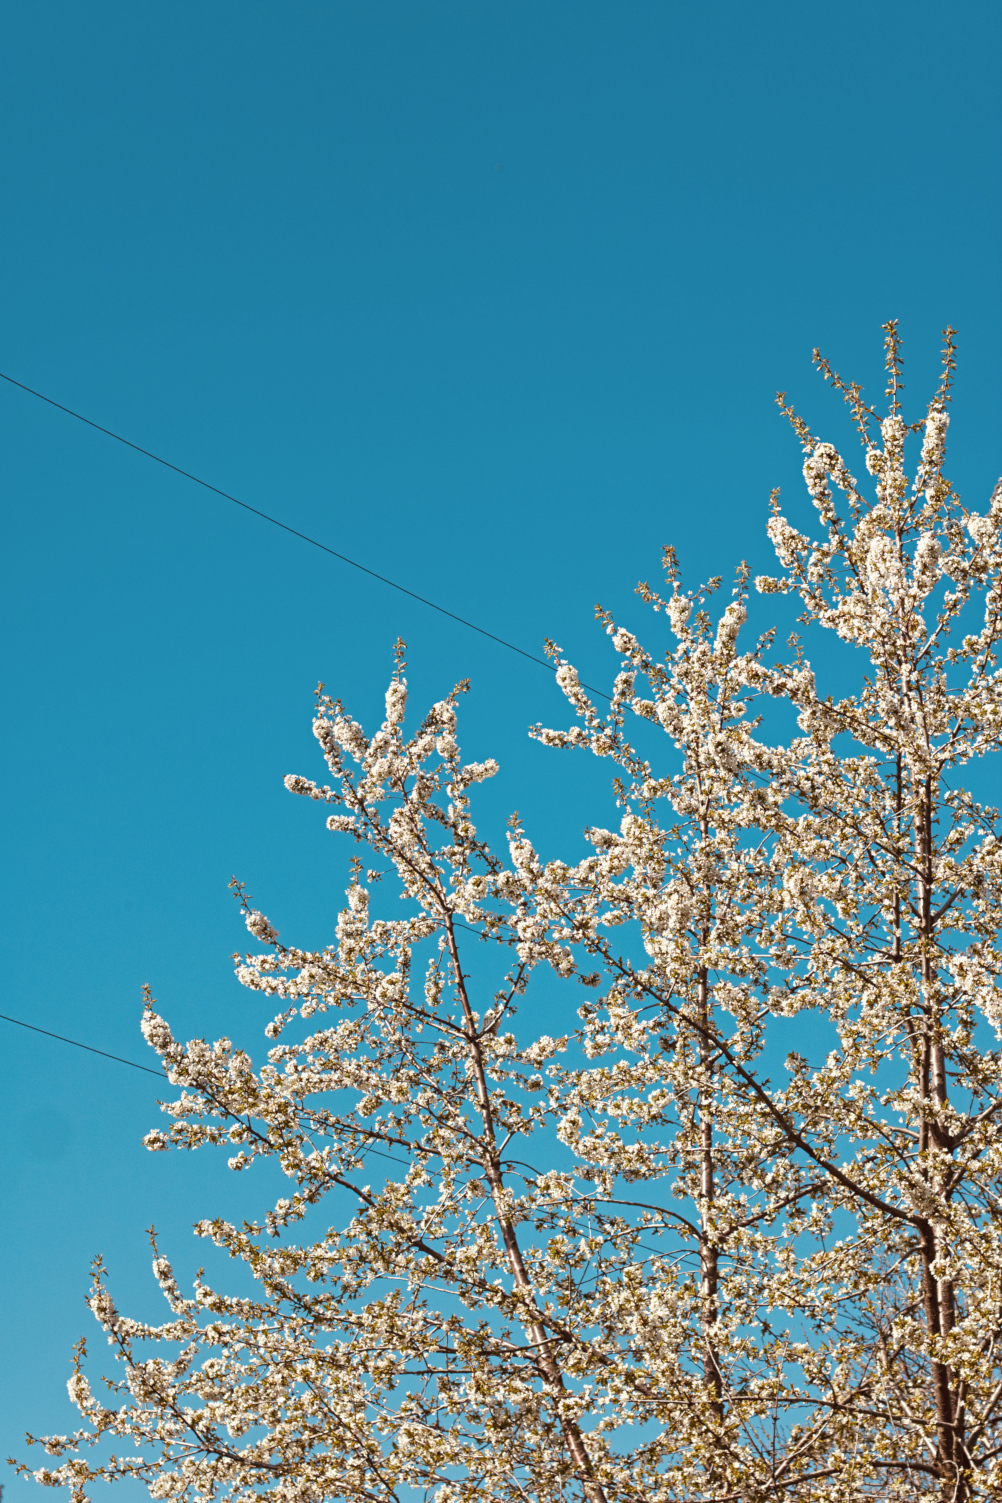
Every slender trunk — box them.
[917,1217,957,1486]
[697,954,722,1422]
[892,752,902,966]
[444,917,610,1503]
[913,773,964,1500]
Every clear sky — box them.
[2,0,1000,1476]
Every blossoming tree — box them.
[16,326,1002,1501]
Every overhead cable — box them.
[0,1010,165,1079]
[0,1010,412,1169]
[0,371,611,699]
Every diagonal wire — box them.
[0,1011,411,1170]
[0,371,611,700]
[0,1010,166,1079]
[0,374,616,1146]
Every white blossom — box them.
[384,678,408,725]
[968,512,996,549]
[667,593,692,636]
[714,602,746,657]
[244,909,278,943]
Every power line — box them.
[0,1010,409,1170]
[0,1010,165,1079]
[0,370,611,700]
[0,374,616,1145]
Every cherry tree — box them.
[16,327,1002,1501]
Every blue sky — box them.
[2,0,1001,1473]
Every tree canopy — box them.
[18,326,1002,1502]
